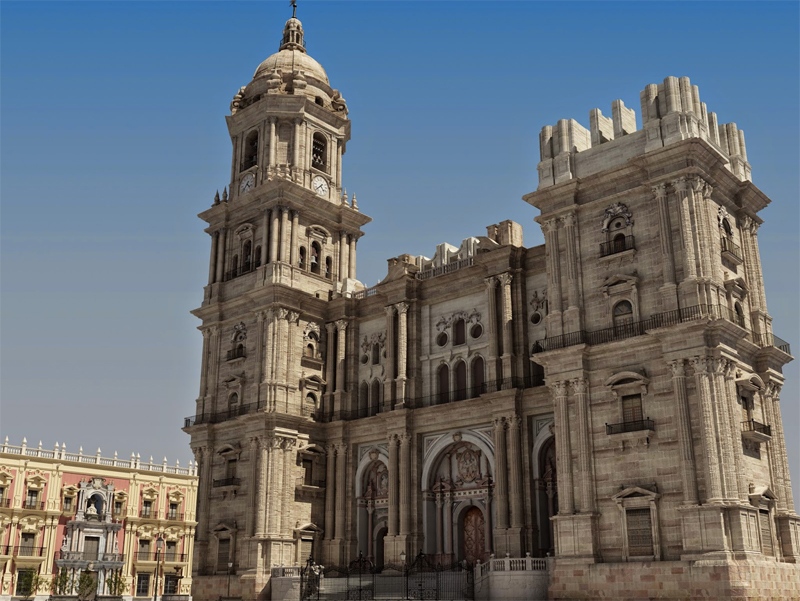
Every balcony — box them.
[139,509,154,519]
[56,550,124,562]
[606,419,655,435]
[166,512,185,521]
[533,304,792,355]
[0,498,10,508]
[22,501,44,510]
[183,400,263,428]
[720,236,743,264]
[212,477,241,488]
[226,347,246,361]
[224,259,260,282]
[14,546,45,557]
[742,419,771,443]
[600,235,635,257]
[134,552,187,562]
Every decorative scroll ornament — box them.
[435,309,482,332]
[530,288,548,313]
[601,202,633,232]
[232,322,247,342]
[303,322,320,342]
[457,448,480,483]
[360,332,386,354]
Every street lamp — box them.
[227,562,233,597]
[153,536,164,601]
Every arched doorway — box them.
[461,507,486,565]
[374,525,387,569]
[537,437,557,556]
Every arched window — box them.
[254,246,262,268]
[299,246,307,269]
[325,256,332,279]
[437,364,450,405]
[305,393,317,418]
[310,242,321,274]
[734,302,745,328]
[359,382,369,417]
[370,380,381,415]
[243,241,252,271]
[722,218,733,238]
[454,361,467,401]
[312,132,327,172]
[471,356,485,398]
[372,343,380,365]
[304,343,314,358]
[453,319,466,345]
[613,232,626,253]
[228,393,239,416]
[613,300,634,332]
[242,131,258,171]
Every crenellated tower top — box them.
[537,76,752,189]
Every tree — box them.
[17,571,45,600]
[52,569,73,595]
[76,572,96,601]
[105,571,128,597]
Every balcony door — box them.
[84,536,100,560]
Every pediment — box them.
[602,273,638,291]
[612,485,659,503]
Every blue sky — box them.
[1,1,798,508]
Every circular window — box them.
[470,323,483,339]
[436,332,448,347]
[360,354,369,365]
[531,312,542,325]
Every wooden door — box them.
[462,507,485,564]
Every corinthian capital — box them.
[543,218,559,233]
[395,302,409,315]
[668,359,685,378]
[672,177,689,194]
[335,319,348,332]
[689,356,709,375]
[497,272,513,287]
[548,380,568,398]
[652,183,668,200]
[570,378,587,395]
[562,213,576,227]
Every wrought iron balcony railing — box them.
[224,259,261,282]
[742,419,771,436]
[22,501,45,510]
[134,551,187,562]
[56,550,124,562]
[720,236,743,262]
[212,477,241,488]
[184,400,264,428]
[600,235,635,257]
[606,419,655,435]
[14,545,45,557]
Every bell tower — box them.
[185,9,370,599]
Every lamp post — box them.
[400,551,407,600]
[153,536,164,601]
[227,562,233,598]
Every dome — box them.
[253,49,329,85]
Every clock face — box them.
[239,173,255,194]
[312,175,329,197]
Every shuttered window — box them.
[217,538,230,571]
[759,510,774,556]
[622,394,643,423]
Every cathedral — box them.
[184,10,799,601]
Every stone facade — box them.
[0,438,198,601]
[184,12,799,601]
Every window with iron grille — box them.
[626,508,654,556]
[163,575,180,595]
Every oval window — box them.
[436,332,448,347]
[470,323,483,338]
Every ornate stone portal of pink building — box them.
[184,9,799,601]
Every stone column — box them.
[562,213,581,315]
[325,323,336,414]
[551,380,574,514]
[498,273,514,386]
[261,210,269,266]
[435,496,443,555]
[254,438,268,536]
[542,219,563,320]
[335,320,348,393]
[387,435,399,536]
[721,363,748,503]
[268,437,284,533]
[293,118,302,171]
[336,139,343,190]
[711,358,737,501]
[281,438,296,534]
[349,235,357,279]
[208,231,218,284]
[268,117,277,167]
[765,383,791,511]
[572,378,594,512]
[198,329,210,402]
[324,444,336,540]
[280,207,290,263]
[192,446,211,540]
[506,415,524,527]
[484,277,498,384]
[215,228,226,282]
[338,231,348,282]
[396,302,409,404]
[493,418,509,529]
[399,433,411,535]
[443,495,453,556]
[270,209,280,264]
[654,184,677,306]
[690,357,723,502]
[669,359,698,504]
[334,443,347,539]
[384,306,395,406]
[673,178,698,282]
[290,210,299,266]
